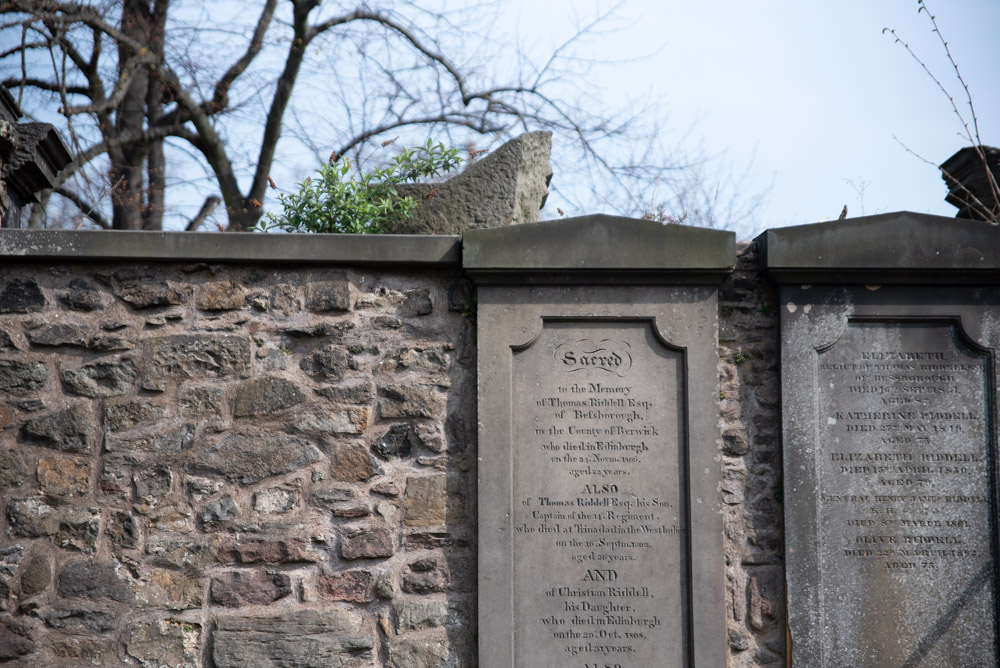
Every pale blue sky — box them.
[498,0,1000,237]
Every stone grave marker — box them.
[761,212,1000,666]
[465,215,733,667]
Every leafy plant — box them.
[258,140,461,234]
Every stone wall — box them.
[0,230,785,667]
[0,257,477,666]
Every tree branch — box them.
[186,195,221,231]
[0,77,88,96]
[53,186,110,229]
[206,0,276,113]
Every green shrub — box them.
[258,140,461,234]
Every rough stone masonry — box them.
[0,259,478,667]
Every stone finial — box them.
[384,131,552,234]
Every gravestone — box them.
[761,211,1000,667]
[465,215,733,667]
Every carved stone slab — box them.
[468,217,732,667]
[778,284,1000,666]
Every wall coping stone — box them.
[0,229,462,267]
[462,214,736,283]
[758,210,1000,283]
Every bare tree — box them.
[1,0,760,231]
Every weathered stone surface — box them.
[113,269,192,308]
[300,345,354,379]
[304,279,350,312]
[41,607,117,633]
[355,286,405,309]
[375,424,417,459]
[404,475,453,527]
[20,553,51,597]
[179,385,226,418]
[185,475,223,501]
[60,278,103,311]
[25,322,88,347]
[104,424,195,454]
[124,618,201,668]
[232,376,304,417]
[197,280,244,311]
[298,406,369,435]
[385,632,451,668]
[145,538,219,570]
[332,504,370,518]
[330,442,380,482]
[0,449,27,488]
[135,569,203,609]
[213,610,374,668]
[104,400,165,431]
[196,432,322,485]
[378,384,444,418]
[401,558,448,594]
[211,571,292,607]
[0,617,34,660]
[149,334,251,378]
[316,569,374,603]
[0,359,48,392]
[200,494,239,528]
[394,598,452,632]
[60,357,137,397]
[107,510,140,549]
[371,481,401,497]
[399,288,433,316]
[254,487,297,514]
[314,380,375,404]
[37,456,90,496]
[309,486,356,508]
[341,527,394,560]
[133,466,173,506]
[386,131,552,235]
[58,560,132,603]
[0,329,15,349]
[51,636,114,661]
[394,346,449,371]
[6,500,99,551]
[98,454,136,496]
[0,277,45,313]
[148,505,193,532]
[21,403,94,451]
[217,538,315,565]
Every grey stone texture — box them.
[765,216,1000,667]
[386,131,553,234]
[0,257,474,667]
[473,216,733,667]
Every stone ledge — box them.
[462,214,736,284]
[758,211,1000,283]
[0,229,461,267]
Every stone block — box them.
[112,268,192,308]
[135,568,203,610]
[385,632,451,668]
[104,424,195,454]
[254,487,297,514]
[145,538,219,570]
[374,424,417,459]
[394,598,452,632]
[404,475,452,527]
[124,619,201,668]
[0,449,27,488]
[60,357,137,397]
[104,400,165,432]
[148,334,251,378]
[58,560,132,603]
[0,617,34,660]
[304,279,350,312]
[232,376,304,417]
[316,569,374,603]
[341,527,394,560]
[200,494,239,529]
[60,278,103,311]
[313,379,375,404]
[217,538,315,565]
[195,431,322,485]
[212,610,374,667]
[330,442,380,482]
[299,345,354,379]
[197,280,245,310]
[378,384,444,418]
[385,131,552,235]
[41,607,117,633]
[20,553,51,597]
[0,359,48,392]
[210,571,292,607]
[401,558,448,594]
[0,277,45,313]
[179,385,226,417]
[107,510,140,549]
[37,456,90,496]
[298,406,369,435]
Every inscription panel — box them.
[512,320,686,666]
[816,321,996,666]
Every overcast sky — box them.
[498,0,1000,237]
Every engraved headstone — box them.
[762,213,1000,667]
[466,215,733,667]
